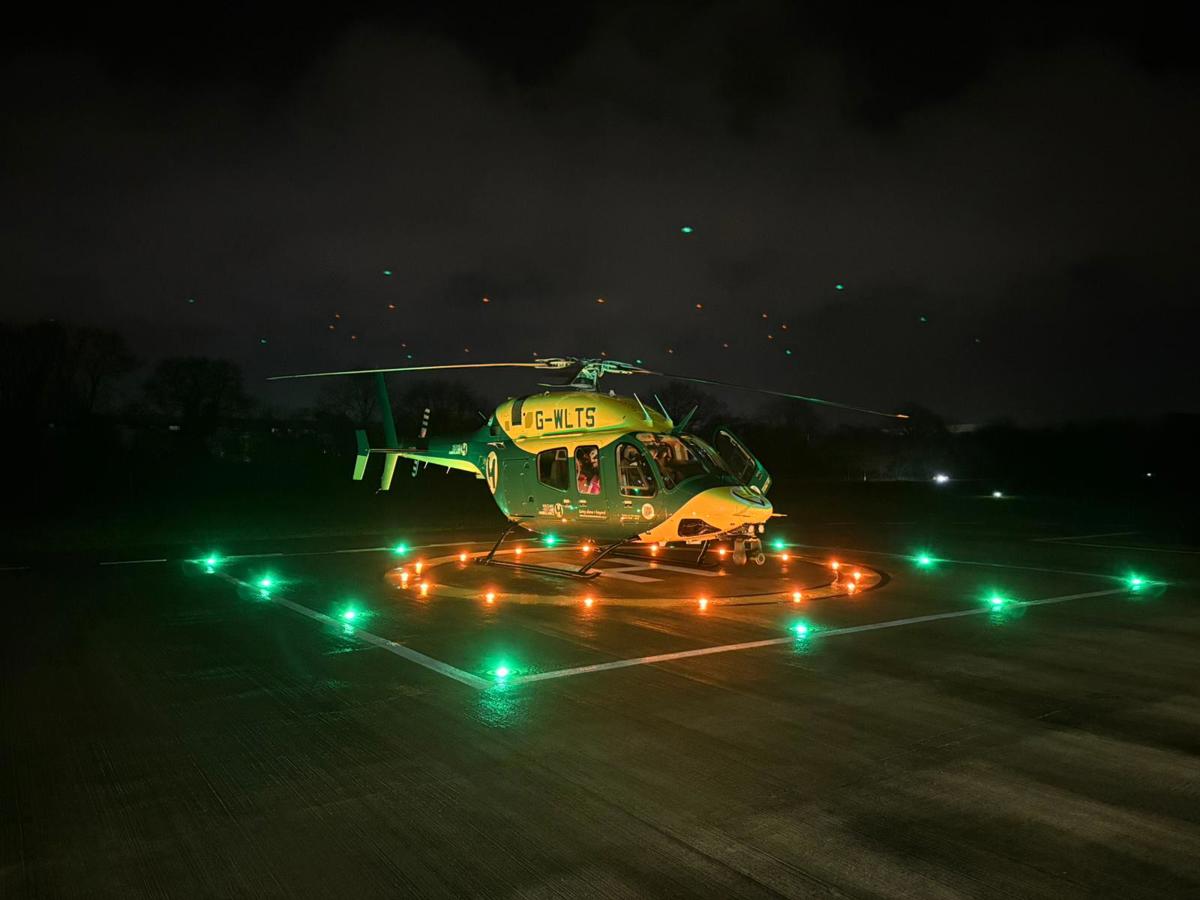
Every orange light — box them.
[792,590,802,603]
[718,548,727,558]
[780,553,790,562]
[581,543,591,554]
[583,596,594,608]
[830,560,840,571]
[399,571,410,587]
[650,545,658,555]
[414,561,424,575]
[484,591,496,604]
[698,597,709,611]
[458,551,468,563]
[418,581,429,597]
[852,570,862,582]
[846,581,857,595]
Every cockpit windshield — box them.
[636,433,720,490]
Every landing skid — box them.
[475,522,632,580]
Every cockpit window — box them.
[714,431,757,484]
[636,433,709,490]
[617,442,656,497]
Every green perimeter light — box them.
[543,534,558,547]
[494,664,511,680]
[1127,574,1145,591]
[771,538,786,551]
[793,622,809,637]
[915,552,934,568]
[988,593,1005,608]
[392,543,409,556]
[680,226,694,234]
[342,608,358,621]
[202,553,221,573]
[258,576,273,589]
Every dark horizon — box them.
[4,4,1197,425]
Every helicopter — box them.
[270,358,905,576]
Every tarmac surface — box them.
[3,499,1199,897]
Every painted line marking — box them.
[513,588,1127,685]
[788,542,1116,581]
[99,558,168,566]
[0,565,31,572]
[1051,542,1200,556]
[209,570,488,690]
[1034,531,1137,543]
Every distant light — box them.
[680,226,694,234]
[494,665,510,679]
[835,283,844,291]
[584,596,594,608]
[1145,472,1153,478]
[992,490,1003,498]
[919,315,928,323]
[383,269,392,276]
[596,297,606,304]
[392,543,408,556]
[387,303,396,310]
[792,591,802,603]
[259,338,268,345]
[933,473,950,484]
[484,591,496,604]
[514,546,523,557]
[698,597,708,611]
[186,297,196,304]
[695,303,703,310]
[785,349,792,356]
[482,296,490,303]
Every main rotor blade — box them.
[645,370,909,419]
[268,359,574,381]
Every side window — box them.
[536,447,569,491]
[574,445,602,495]
[617,442,657,497]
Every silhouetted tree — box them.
[143,357,251,444]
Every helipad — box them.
[383,543,880,606]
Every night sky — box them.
[4,4,1197,424]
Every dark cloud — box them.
[2,2,1197,423]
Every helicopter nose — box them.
[684,486,772,533]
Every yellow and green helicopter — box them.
[271,358,905,576]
